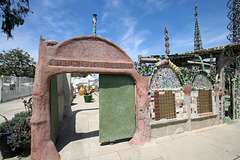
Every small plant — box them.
[0,97,32,151]
[84,86,95,95]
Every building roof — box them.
[139,43,240,64]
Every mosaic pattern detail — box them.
[149,93,155,121]
[150,66,181,89]
[197,90,212,114]
[210,55,215,73]
[234,77,240,119]
[237,94,240,119]
[174,91,187,119]
[192,74,212,89]
[134,62,157,76]
[212,91,217,115]
[191,91,198,118]
[149,90,216,121]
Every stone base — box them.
[151,115,219,138]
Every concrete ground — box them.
[1,94,240,159]
[56,94,240,160]
[0,96,32,124]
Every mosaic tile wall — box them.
[237,95,240,119]
[150,66,181,90]
[192,74,212,89]
[191,91,198,118]
[149,90,215,121]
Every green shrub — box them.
[7,112,31,151]
[0,97,32,151]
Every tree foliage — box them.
[0,48,36,78]
[0,0,33,39]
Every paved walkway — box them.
[57,94,240,160]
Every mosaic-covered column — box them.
[184,82,192,131]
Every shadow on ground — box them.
[55,105,99,152]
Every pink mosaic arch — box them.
[31,36,150,159]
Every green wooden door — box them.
[99,74,135,143]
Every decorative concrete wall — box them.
[145,59,219,138]
[32,36,150,159]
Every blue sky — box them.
[0,0,230,62]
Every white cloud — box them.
[120,17,138,41]
[204,32,229,45]
[41,0,63,8]
[104,0,121,8]
[171,38,193,49]
[41,0,54,8]
[141,0,168,14]
[101,12,109,22]
[118,17,150,60]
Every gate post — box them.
[130,76,151,145]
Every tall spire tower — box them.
[194,2,203,50]
[227,0,240,43]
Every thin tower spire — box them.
[227,0,240,43]
[194,2,203,50]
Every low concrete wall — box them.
[151,119,188,138]
[57,73,72,122]
[151,115,219,138]
[191,115,219,130]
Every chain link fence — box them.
[0,75,34,102]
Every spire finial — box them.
[194,2,203,50]
[164,26,170,56]
[195,2,198,17]
[93,14,97,36]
